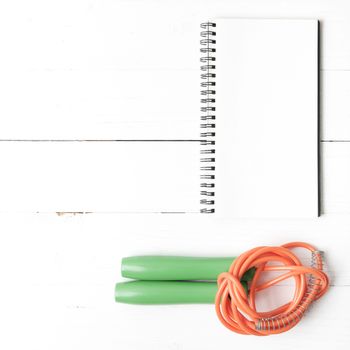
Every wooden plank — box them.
[1,69,350,141]
[1,212,349,348]
[1,1,350,139]
[1,0,349,71]
[0,141,347,214]
[321,18,350,70]
[0,1,199,139]
[0,141,199,213]
[0,70,199,140]
[322,141,350,214]
[47,287,350,349]
[322,71,350,141]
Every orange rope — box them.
[215,242,329,335]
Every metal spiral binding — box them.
[200,22,216,214]
[256,250,325,332]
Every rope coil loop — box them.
[215,242,329,335]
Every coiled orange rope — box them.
[215,242,329,335]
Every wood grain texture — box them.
[0,213,349,349]
[322,71,350,140]
[0,0,350,139]
[322,142,350,213]
[0,142,348,214]
[0,141,200,213]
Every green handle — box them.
[115,280,248,304]
[122,256,247,281]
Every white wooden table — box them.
[1,1,350,349]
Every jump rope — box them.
[115,242,329,336]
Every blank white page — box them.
[215,19,319,218]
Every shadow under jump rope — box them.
[115,242,329,336]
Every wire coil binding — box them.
[200,22,216,214]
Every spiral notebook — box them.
[6,19,318,215]
[199,19,319,218]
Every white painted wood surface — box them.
[0,0,350,349]
[0,141,200,213]
[1,0,350,140]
